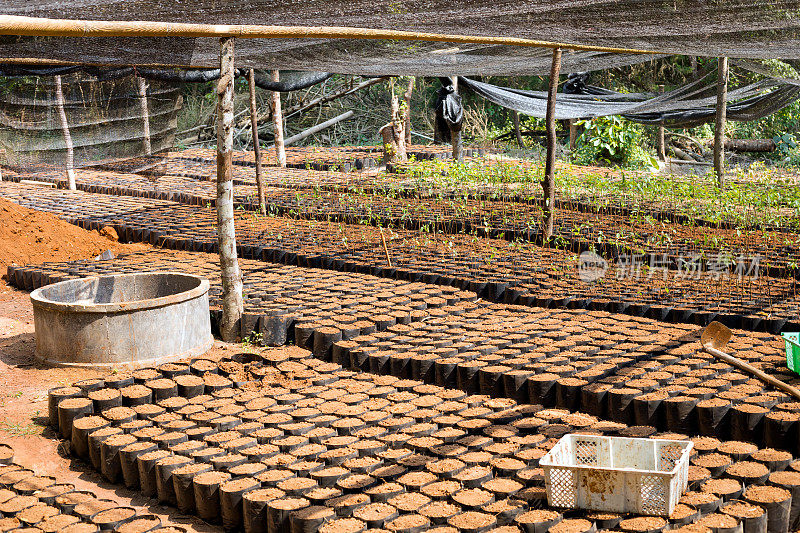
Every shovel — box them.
[701,321,800,401]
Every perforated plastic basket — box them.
[781,332,800,374]
[540,434,693,516]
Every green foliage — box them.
[571,116,658,170]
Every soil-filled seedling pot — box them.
[174,375,205,398]
[120,441,156,488]
[54,490,96,515]
[136,450,171,498]
[318,517,366,533]
[16,502,59,525]
[692,453,732,478]
[752,449,792,473]
[289,505,335,533]
[722,501,768,533]
[702,478,744,502]
[70,416,108,460]
[89,506,136,532]
[103,374,134,390]
[73,498,117,522]
[172,462,212,513]
[243,488,287,533]
[220,477,260,532]
[446,510,497,533]
[618,516,668,533]
[48,387,83,429]
[0,444,13,466]
[727,462,770,487]
[744,485,791,533]
[87,427,122,471]
[585,512,621,530]
[419,501,460,525]
[663,396,698,435]
[768,470,800,529]
[38,513,80,532]
[352,502,398,529]
[326,493,371,518]
[719,442,760,463]
[100,433,137,483]
[549,519,596,533]
[763,412,800,452]
[36,483,74,506]
[194,470,232,524]
[579,384,611,419]
[384,513,430,533]
[115,514,161,533]
[120,385,153,407]
[267,497,310,533]
[88,389,122,413]
[155,455,192,506]
[696,513,742,533]
[58,397,94,440]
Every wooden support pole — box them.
[54,74,76,190]
[404,77,414,146]
[248,68,267,216]
[216,36,243,342]
[512,111,525,148]
[656,84,665,161]
[450,76,463,162]
[278,111,354,147]
[137,75,152,155]
[271,70,286,168]
[714,56,728,186]
[542,48,562,241]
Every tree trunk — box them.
[216,37,243,342]
[137,76,152,156]
[450,76,463,162]
[379,95,407,163]
[54,75,76,190]
[248,69,267,216]
[568,119,577,152]
[714,57,728,186]
[512,111,525,148]
[542,48,562,241]
[271,70,286,168]
[404,77,414,146]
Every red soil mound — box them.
[0,198,147,276]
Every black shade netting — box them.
[0,71,182,175]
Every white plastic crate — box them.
[540,434,693,516]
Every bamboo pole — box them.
[278,111,354,147]
[283,77,387,121]
[54,74,76,190]
[247,68,266,216]
[137,75,152,155]
[0,15,657,55]
[714,56,728,186]
[216,36,243,342]
[542,48,562,241]
[271,70,286,168]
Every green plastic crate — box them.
[782,332,800,374]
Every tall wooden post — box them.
[248,69,267,216]
[137,76,152,156]
[54,75,76,190]
[450,76,463,162]
[714,57,729,186]
[271,70,286,168]
[217,37,243,342]
[542,48,562,241]
[404,77,414,146]
[656,85,665,161]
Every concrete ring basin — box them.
[31,272,213,368]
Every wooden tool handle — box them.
[704,345,800,401]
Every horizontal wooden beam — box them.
[0,15,658,55]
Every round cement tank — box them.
[31,272,213,368]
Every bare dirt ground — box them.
[0,283,232,532]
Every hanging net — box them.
[0,70,182,176]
